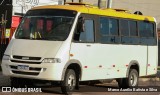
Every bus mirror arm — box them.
[77,17,85,33]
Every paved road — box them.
[0,72,160,95]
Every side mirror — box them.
[77,17,84,33]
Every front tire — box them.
[61,69,77,94]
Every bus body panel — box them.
[70,43,149,81]
[1,4,158,84]
[1,11,79,81]
[1,38,71,81]
[147,46,158,75]
[10,39,63,57]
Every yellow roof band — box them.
[31,4,155,22]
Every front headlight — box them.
[42,58,61,63]
[3,55,10,60]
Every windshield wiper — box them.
[17,37,30,39]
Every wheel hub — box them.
[68,74,76,90]
[130,73,137,86]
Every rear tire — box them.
[127,69,139,87]
[118,69,138,88]
[61,69,77,94]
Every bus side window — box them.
[120,19,129,36]
[139,21,156,45]
[139,21,154,37]
[74,19,94,43]
[99,17,120,44]
[109,18,119,36]
[130,20,138,37]
[100,17,109,35]
[120,19,130,44]
[79,20,94,42]
[129,20,139,44]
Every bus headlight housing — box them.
[42,58,61,63]
[3,55,10,60]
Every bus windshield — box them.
[15,9,77,41]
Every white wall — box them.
[13,0,59,15]
[12,0,160,28]
[111,0,160,29]
[65,0,160,28]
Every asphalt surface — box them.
[0,71,160,95]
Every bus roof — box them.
[31,3,155,22]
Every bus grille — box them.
[11,55,42,64]
[10,65,41,76]
[12,70,39,76]
[13,55,41,60]
[10,65,41,71]
[10,60,41,64]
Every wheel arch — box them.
[61,59,82,81]
[126,60,140,77]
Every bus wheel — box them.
[61,69,76,94]
[118,69,138,88]
[127,69,138,87]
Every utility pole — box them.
[79,0,83,3]
[107,0,112,8]
[98,0,101,8]
[63,0,66,4]
[63,0,76,4]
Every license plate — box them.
[17,65,29,71]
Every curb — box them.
[139,78,160,82]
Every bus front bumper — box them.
[1,60,64,81]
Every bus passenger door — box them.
[70,16,106,80]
